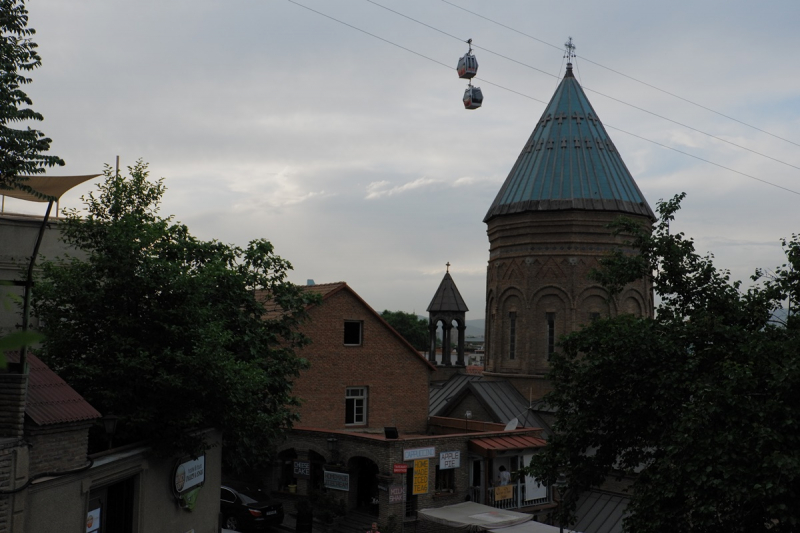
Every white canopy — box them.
[418,502,532,531]
[489,521,577,533]
[418,502,579,533]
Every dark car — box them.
[220,481,284,532]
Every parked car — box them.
[220,481,284,531]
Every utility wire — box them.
[439,0,800,149]
[369,0,800,173]
[605,125,800,196]
[285,0,800,196]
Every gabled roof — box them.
[429,373,483,415]
[6,352,102,426]
[484,64,654,222]
[429,373,551,436]
[574,491,629,533]
[295,282,437,372]
[427,272,469,313]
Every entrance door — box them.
[87,476,136,533]
[404,467,417,517]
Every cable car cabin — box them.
[463,86,483,109]
[457,53,478,79]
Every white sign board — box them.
[174,455,205,494]
[86,507,100,533]
[439,450,461,469]
[403,446,435,461]
[324,470,350,491]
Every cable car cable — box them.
[438,0,800,149]
[366,0,800,173]
[285,0,800,196]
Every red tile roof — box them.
[6,352,102,426]
[468,433,546,458]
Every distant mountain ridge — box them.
[419,316,485,343]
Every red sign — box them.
[393,463,408,474]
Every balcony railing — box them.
[486,484,549,510]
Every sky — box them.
[7,0,800,318]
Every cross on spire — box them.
[564,37,576,62]
[446,262,451,273]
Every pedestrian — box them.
[497,465,511,486]
[367,521,381,533]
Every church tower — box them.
[483,54,654,400]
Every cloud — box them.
[228,167,327,210]
[365,176,440,199]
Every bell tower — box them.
[483,46,654,399]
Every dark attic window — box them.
[344,320,363,346]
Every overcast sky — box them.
[8,0,800,318]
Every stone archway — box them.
[348,456,380,514]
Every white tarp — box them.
[418,502,532,531]
[488,521,577,533]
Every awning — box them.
[1,174,101,202]
[469,434,546,458]
[489,521,576,532]
[418,502,532,531]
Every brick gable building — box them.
[291,282,434,433]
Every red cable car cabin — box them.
[463,85,483,109]
[457,52,478,79]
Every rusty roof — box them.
[6,352,102,426]
[468,433,546,458]
[258,281,346,319]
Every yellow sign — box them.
[495,485,513,501]
[413,459,429,495]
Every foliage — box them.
[380,309,428,351]
[33,161,318,474]
[308,490,347,523]
[528,194,800,533]
[0,0,64,193]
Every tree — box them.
[33,161,318,475]
[381,310,428,351]
[528,194,800,533]
[0,0,64,193]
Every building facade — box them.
[482,62,655,401]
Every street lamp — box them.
[327,437,339,463]
[102,414,119,450]
[555,473,568,533]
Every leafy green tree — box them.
[33,161,318,474]
[381,309,428,351]
[528,194,800,533]
[0,0,64,193]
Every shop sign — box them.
[393,463,408,474]
[293,460,311,479]
[389,484,406,503]
[173,455,205,494]
[439,450,460,469]
[495,484,513,501]
[324,470,350,491]
[86,507,100,533]
[412,459,429,495]
[403,446,435,461]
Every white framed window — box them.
[345,387,367,425]
[344,320,363,345]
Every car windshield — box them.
[235,487,265,505]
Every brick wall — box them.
[484,209,653,399]
[0,375,27,439]
[293,289,432,434]
[0,443,13,533]
[26,422,91,476]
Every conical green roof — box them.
[484,64,654,222]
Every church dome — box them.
[484,64,654,222]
